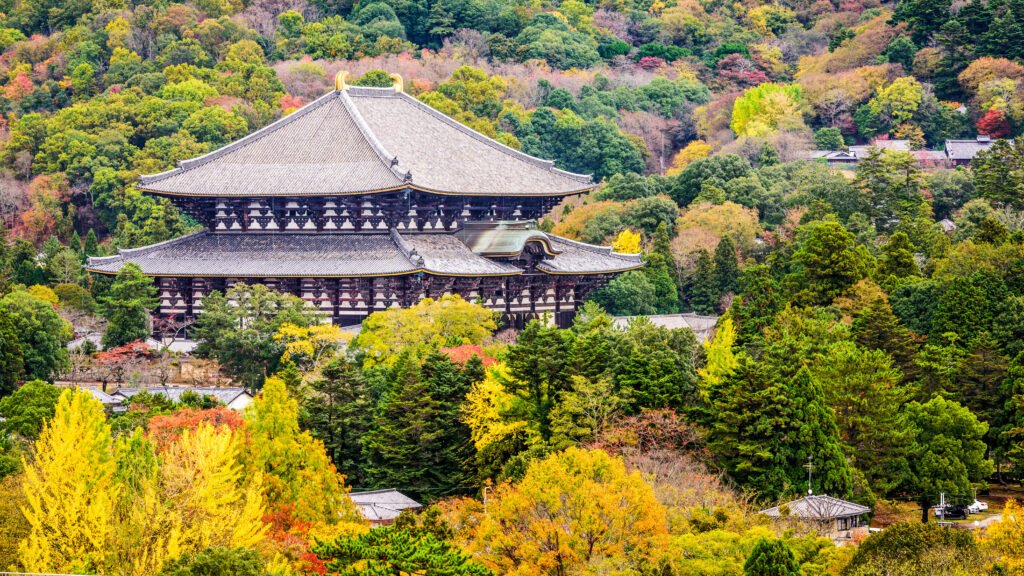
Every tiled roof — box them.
[86,228,642,277]
[456,220,559,257]
[945,136,994,160]
[80,386,122,405]
[139,87,593,197]
[114,386,250,405]
[760,495,871,520]
[539,236,643,274]
[612,313,719,342]
[349,489,422,522]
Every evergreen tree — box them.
[0,380,59,438]
[0,315,25,398]
[706,355,852,500]
[689,249,719,314]
[159,547,266,576]
[744,538,800,576]
[363,354,466,500]
[301,357,373,488]
[731,265,784,345]
[588,271,657,316]
[83,228,99,258]
[785,220,874,306]
[615,317,699,411]
[314,521,492,576]
[68,230,82,254]
[851,298,920,382]
[101,263,158,348]
[877,231,920,279]
[713,236,740,297]
[900,395,994,522]
[0,290,71,381]
[505,321,574,440]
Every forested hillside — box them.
[4,0,1024,573]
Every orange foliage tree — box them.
[146,407,245,451]
[19,174,73,244]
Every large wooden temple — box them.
[86,74,641,330]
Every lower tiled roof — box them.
[86,228,642,278]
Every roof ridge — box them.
[547,233,642,262]
[389,92,593,185]
[389,228,424,267]
[339,90,412,183]
[88,230,207,266]
[139,91,342,186]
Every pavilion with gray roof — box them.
[760,494,871,544]
[87,74,640,330]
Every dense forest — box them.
[4,0,1024,573]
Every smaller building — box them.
[760,494,871,544]
[946,135,994,166]
[81,386,128,413]
[612,313,719,343]
[349,489,423,527]
[113,386,254,411]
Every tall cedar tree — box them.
[706,355,852,500]
[1000,352,1024,480]
[786,220,874,306]
[101,262,158,348]
[363,353,475,500]
[301,356,373,488]
[83,229,99,257]
[851,298,921,382]
[689,249,719,314]
[713,235,740,296]
[505,320,574,440]
[731,265,784,345]
[643,224,681,313]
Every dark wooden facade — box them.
[158,191,565,234]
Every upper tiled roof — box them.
[139,87,594,198]
[760,495,871,520]
[86,227,641,278]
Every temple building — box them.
[87,74,641,332]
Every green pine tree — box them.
[301,356,373,488]
[731,265,783,345]
[69,230,82,254]
[313,511,492,576]
[744,538,800,576]
[363,353,471,500]
[83,228,99,258]
[688,249,719,314]
[100,263,158,348]
[713,236,740,297]
[877,231,919,279]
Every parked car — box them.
[968,500,989,514]
[934,504,969,520]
